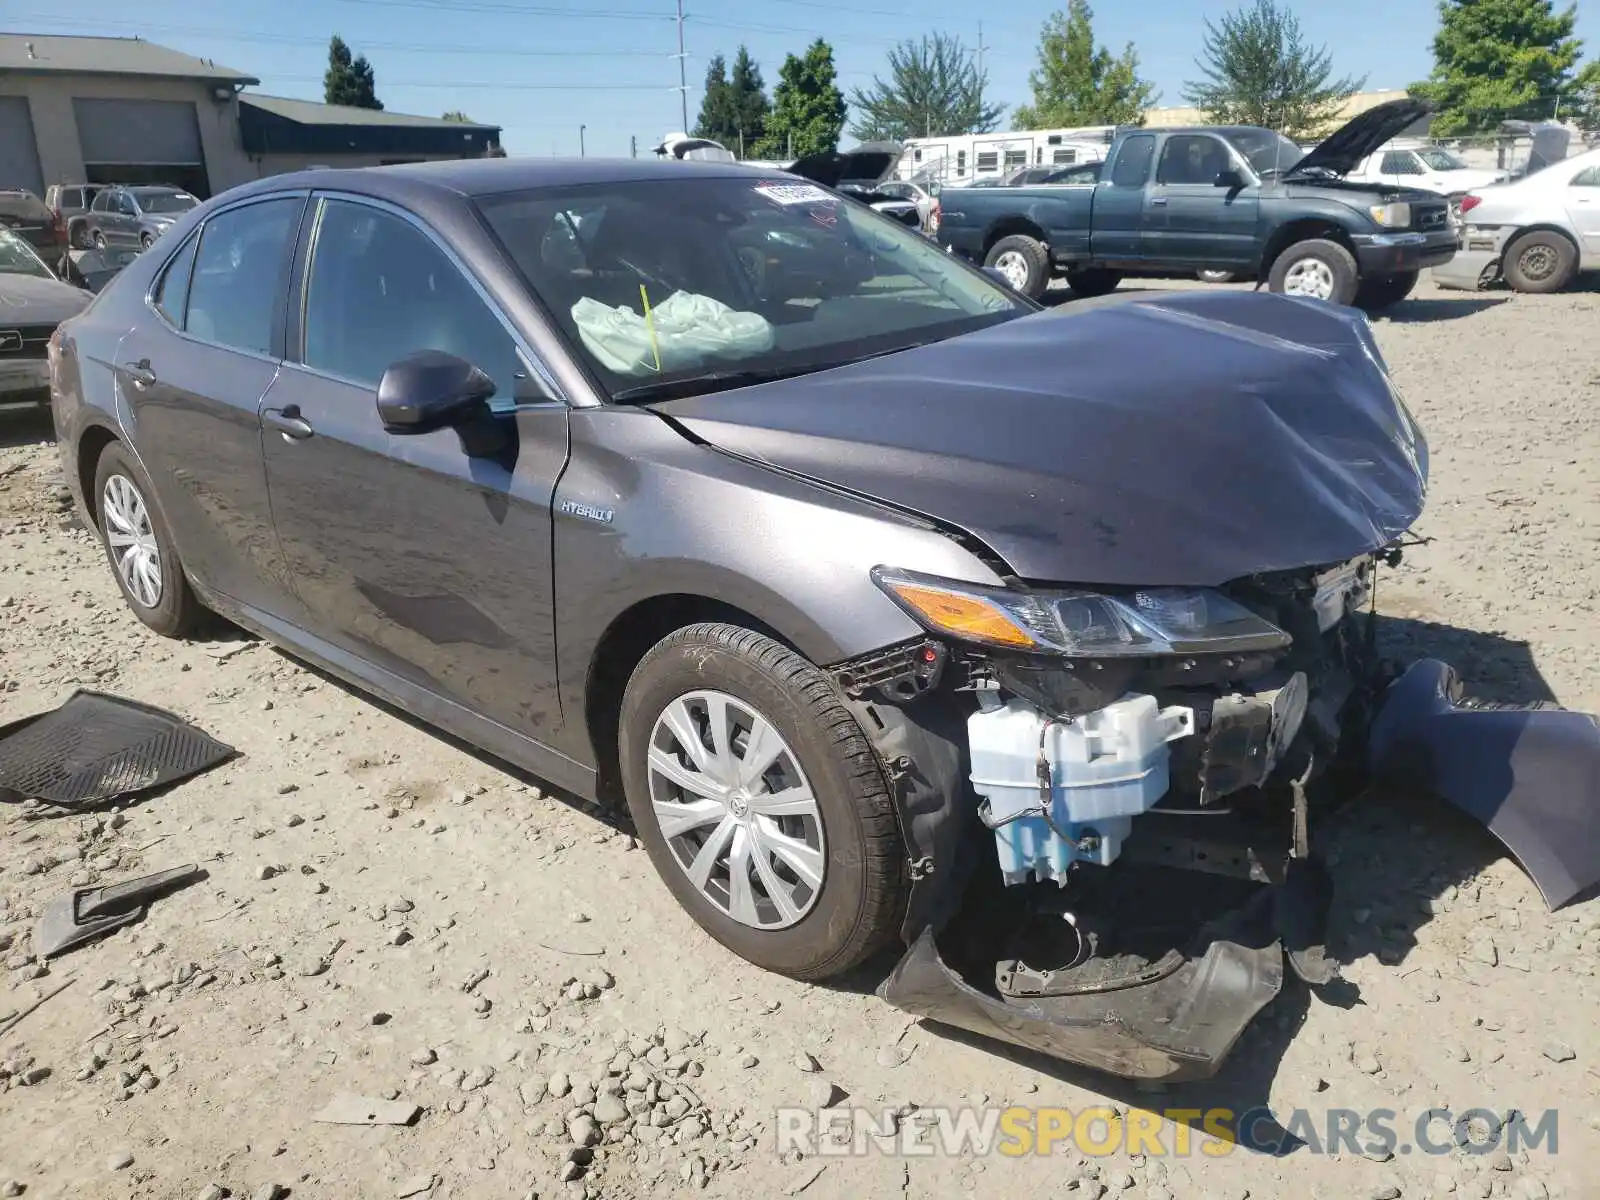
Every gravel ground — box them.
[2,277,1599,1200]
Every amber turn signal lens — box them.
[883,582,1036,649]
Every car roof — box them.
[228,156,783,208]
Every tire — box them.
[984,234,1051,300]
[618,623,906,981]
[139,232,154,250]
[1197,269,1235,284]
[1502,230,1578,294]
[68,220,89,251]
[91,229,107,251]
[1066,268,1122,298]
[1355,270,1419,312]
[92,443,206,638]
[1267,238,1359,306]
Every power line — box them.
[7,15,678,56]
[334,0,675,20]
[272,76,676,90]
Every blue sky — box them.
[12,0,1600,155]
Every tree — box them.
[1409,0,1586,136]
[727,46,771,155]
[848,33,1002,142]
[1013,2,1158,129]
[693,54,737,143]
[1573,59,1600,129]
[1182,0,1363,139]
[325,35,383,110]
[755,39,846,160]
[441,111,472,123]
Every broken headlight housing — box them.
[873,567,1292,657]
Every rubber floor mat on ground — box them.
[0,691,235,809]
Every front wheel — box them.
[984,234,1050,300]
[139,232,154,250]
[1355,270,1419,311]
[91,230,107,251]
[93,443,206,638]
[1267,238,1359,306]
[618,624,906,980]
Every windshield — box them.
[478,176,1027,401]
[133,190,197,214]
[1226,129,1306,176]
[0,231,54,280]
[1416,147,1469,171]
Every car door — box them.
[1564,164,1600,265]
[258,194,569,738]
[1145,133,1259,267]
[111,193,307,614]
[1092,133,1157,261]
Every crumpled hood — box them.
[658,291,1429,587]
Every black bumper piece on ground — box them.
[1368,658,1600,910]
[878,884,1300,1082]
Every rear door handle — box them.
[124,360,156,389]
[263,406,315,440]
[1149,196,1168,206]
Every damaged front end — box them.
[837,551,1600,1082]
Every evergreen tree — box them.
[1013,2,1157,129]
[727,46,771,156]
[441,111,472,123]
[756,39,846,160]
[1182,0,1362,139]
[325,35,383,110]
[1410,0,1586,135]
[849,33,1002,142]
[693,54,737,144]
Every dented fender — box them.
[1368,659,1600,910]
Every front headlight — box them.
[1368,202,1412,228]
[872,568,1291,657]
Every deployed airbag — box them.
[571,292,774,376]
[1368,659,1600,910]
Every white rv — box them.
[896,127,1116,186]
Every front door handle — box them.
[263,406,315,440]
[124,360,156,389]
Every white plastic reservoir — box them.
[968,694,1195,884]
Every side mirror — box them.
[983,265,1016,290]
[377,350,496,434]
[1215,169,1246,190]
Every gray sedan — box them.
[0,229,90,408]
[50,158,1599,1083]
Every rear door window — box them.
[1110,136,1157,188]
[185,197,302,357]
[153,234,200,329]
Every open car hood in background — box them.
[787,141,905,189]
[1289,97,1435,177]
[656,290,1429,587]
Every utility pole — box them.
[579,124,586,156]
[977,21,986,81]
[630,135,637,158]
[676,0,688,133]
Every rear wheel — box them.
[1268,238,1359,306]
[1066,268,1123,298]
[93,443,205,638]
[984,234,1050,300]
[1355,270,1419,311]
[139,232,154,250]
[1197,268,1235,284]
[618,624,906,980]
[91,229,107,251]
[1502,230,1577,294]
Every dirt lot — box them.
[3,278,1599,1200]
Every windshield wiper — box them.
[611,365,820,404]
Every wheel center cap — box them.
[728,792,750,820]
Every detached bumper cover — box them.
[1368,659,1600,910]
[879,906,1286,1083]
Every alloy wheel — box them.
[102,474,163,609]
[646,690,826,930]
[992,250,1030,291]
[1282,258,1335,300]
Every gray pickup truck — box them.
[937,98,1458,309]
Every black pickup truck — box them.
[936,98,1458,309]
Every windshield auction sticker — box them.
[752,182,837,207]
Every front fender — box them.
[1368,659,1600,910]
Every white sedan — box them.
[1440,146,1600,293]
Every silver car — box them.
[1440,145,1600,293]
